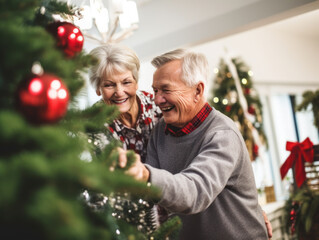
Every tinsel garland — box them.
[81,190,160,236]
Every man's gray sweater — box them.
[145,107,268,240]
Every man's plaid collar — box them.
[165,103,212,137]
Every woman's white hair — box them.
[89,44,140,90]
[151,48,209,90]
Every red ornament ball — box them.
[225,105,232,112]
[47,21,84,57]
[244,88,251,95]
[16,74,69,124]
[248,105,256,114]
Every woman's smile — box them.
[112,98,129,104]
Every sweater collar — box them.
[165,103,212,137]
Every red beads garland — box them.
[289,201,300,234]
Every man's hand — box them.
[117,148,149,182]
[263,210,273,239]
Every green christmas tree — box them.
[209,57,267,161]
[0,0,181,239]
[296,89,319,130]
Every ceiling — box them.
[121,0,319,60]
[268,8,319,39]
[68,0,319,60]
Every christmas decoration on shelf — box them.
[280,137,314,188]
[16,72,69,124]
[284,188,319,240]
[0,0,181,239]
[47,21,84,57]
[282,88,319,240]
[209,57,267,161]
[288,201,300,235]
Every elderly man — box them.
[120,49,271,240]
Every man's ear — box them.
[194,82,204,102]
[96,88,101,96]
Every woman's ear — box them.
[96,88,101,96]
[194,82,204,102]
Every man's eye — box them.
[163,89,170,93]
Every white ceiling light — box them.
[69,0,139,44]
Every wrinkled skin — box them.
[96,70,139,127]
[152,60,205,128]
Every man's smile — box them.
[161,106,175,112]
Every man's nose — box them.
[154,92,166,105]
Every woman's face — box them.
[97,70,138,114]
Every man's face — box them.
[152,60,198,128]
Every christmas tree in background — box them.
[296,89,319,130]
[209,57,267,161]
[0,0,181,239]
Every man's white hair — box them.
[151,48,209,97]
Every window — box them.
[254,93,319,202]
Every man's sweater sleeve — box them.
[145,129,244,215]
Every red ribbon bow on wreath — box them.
[280,137,314,187]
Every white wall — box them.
[138,22,319,96]
[123,0,319,60]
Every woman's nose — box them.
[114,84,124,96]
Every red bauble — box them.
[47,21,84,57]
[16,73,69,124]
[248,105,255,114]
[225,105,232,112]
[244,88,251,95]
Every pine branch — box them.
[150,216,182,240]
[296,89,319,130]
[62,103,119,133]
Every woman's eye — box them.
[104,84,114,88]
[123,81,132,85]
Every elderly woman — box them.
[87,44,164,235]
[89,44,162,162]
